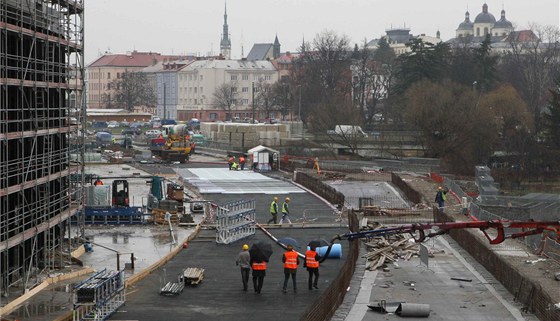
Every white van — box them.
[334,125,368,138]
[145,129,162,138]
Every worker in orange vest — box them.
[305,245,321,290]
[239,155,246,170]
[250,256,267,294]
[94,178,103,186]
[282,244,300,293]
[228,155,235,170]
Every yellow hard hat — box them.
[242,244,249,250]
[273,197,278,201]
[285,197,290,202]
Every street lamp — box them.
[251,82,255,124]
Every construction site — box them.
[1,2,560,321]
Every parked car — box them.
[122,128,141,135]
[92,121,108,128]
[107,121,119,128]
[258,118,278,124]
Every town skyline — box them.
[84,0,559,64]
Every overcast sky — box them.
[84,0,559,64]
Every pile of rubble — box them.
[362,224,420,270]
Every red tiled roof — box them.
[88,51,182,68]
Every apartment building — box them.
[177,59,278,121]
[86,51,178,109]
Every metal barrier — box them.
[215,199,256,244]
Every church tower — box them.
[220,2,231,59]
[273,34,281,59]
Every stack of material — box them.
[183,267,205,285]
[152,208,179,224]
[362,225,419,270]
[362,206,425,216]
[160,280,185,295]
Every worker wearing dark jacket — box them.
[250,256,267,294]
[282,244,299,293]
[435,186,448,209]
[236,244,251,291]
[305,247,321,290]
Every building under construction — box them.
[0,0,84,296]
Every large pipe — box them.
[397,303,431,317]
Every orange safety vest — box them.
[305,250,319,268]
[252,261,267,270]
[228,157,234,164]
[284,251,298,269]
[239,156,246,163]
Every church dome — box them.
[474,3,496,24]
[494,9,513,28]
[457,11,473,30]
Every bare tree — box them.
[503,24,560,132]
[351,39,395,127]
[252,79,278,119]
[404,80,497,174]
[109,71,155,111]
[293,30,352,124]
[213,82,238,121]
[309,97,366,155]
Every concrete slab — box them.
[326,181,410,209]
[111,227,350,321]
[179,168,305,194]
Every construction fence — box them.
[299,210,360,321]
[444,177,560,263]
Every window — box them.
[265,75,271,81]
[242,74,249,80]
[484,27,489,35]
[242,87,249,93]
[200,87,204,93]
[189,75,192,81]
[476,27,480,36]
[242,99,249,105]
[200,75,203,81]
[210,113,217,120]
[194,87,197,93]
[231,87,237,93]
[231,75,238,81]
[107,72,111,79]
[194,99,197,104]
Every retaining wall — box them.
[434,209,560,321]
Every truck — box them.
[333,125,368,138]
[150,124,193,163]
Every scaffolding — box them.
[0,0,85,296]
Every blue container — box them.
[312,244,342,258]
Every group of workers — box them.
[236,243,321,294]
[268,196,291,225]
[228,155,247,171]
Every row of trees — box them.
[278,26,560,174]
